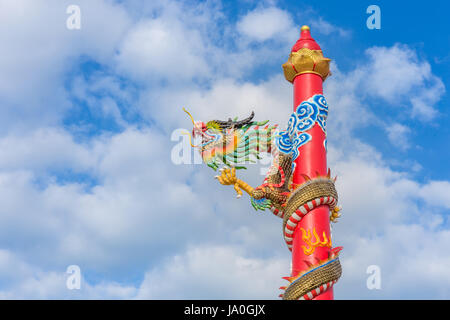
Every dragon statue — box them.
[183,95,342,300]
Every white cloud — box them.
[336,222,450,299]
[0,0,131,132]
[237,7,296,42]
[420,181,450,210]
[324,43,445,151]
[144,75,292,134]
[386,123,411,150]
[309,17,351,38]
[361,45,445,120]
[0,128,96,173]
[134,245,288,299]
[0,248,138,299]
[114,3,297,84]
[116,19,210,81]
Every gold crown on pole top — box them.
[282,25,331,82]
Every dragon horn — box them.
[183,107,196,126]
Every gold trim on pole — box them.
[282,48,331,83]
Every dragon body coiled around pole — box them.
[183,94,342,300]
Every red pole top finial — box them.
[291,25,322,52]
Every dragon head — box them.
[183,107,274,171]
[183,108,220,150]
[192,121,206,138]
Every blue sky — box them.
[0,0,449,299]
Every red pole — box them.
[284,26,333,300]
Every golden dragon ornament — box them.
[183,99,342,300]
